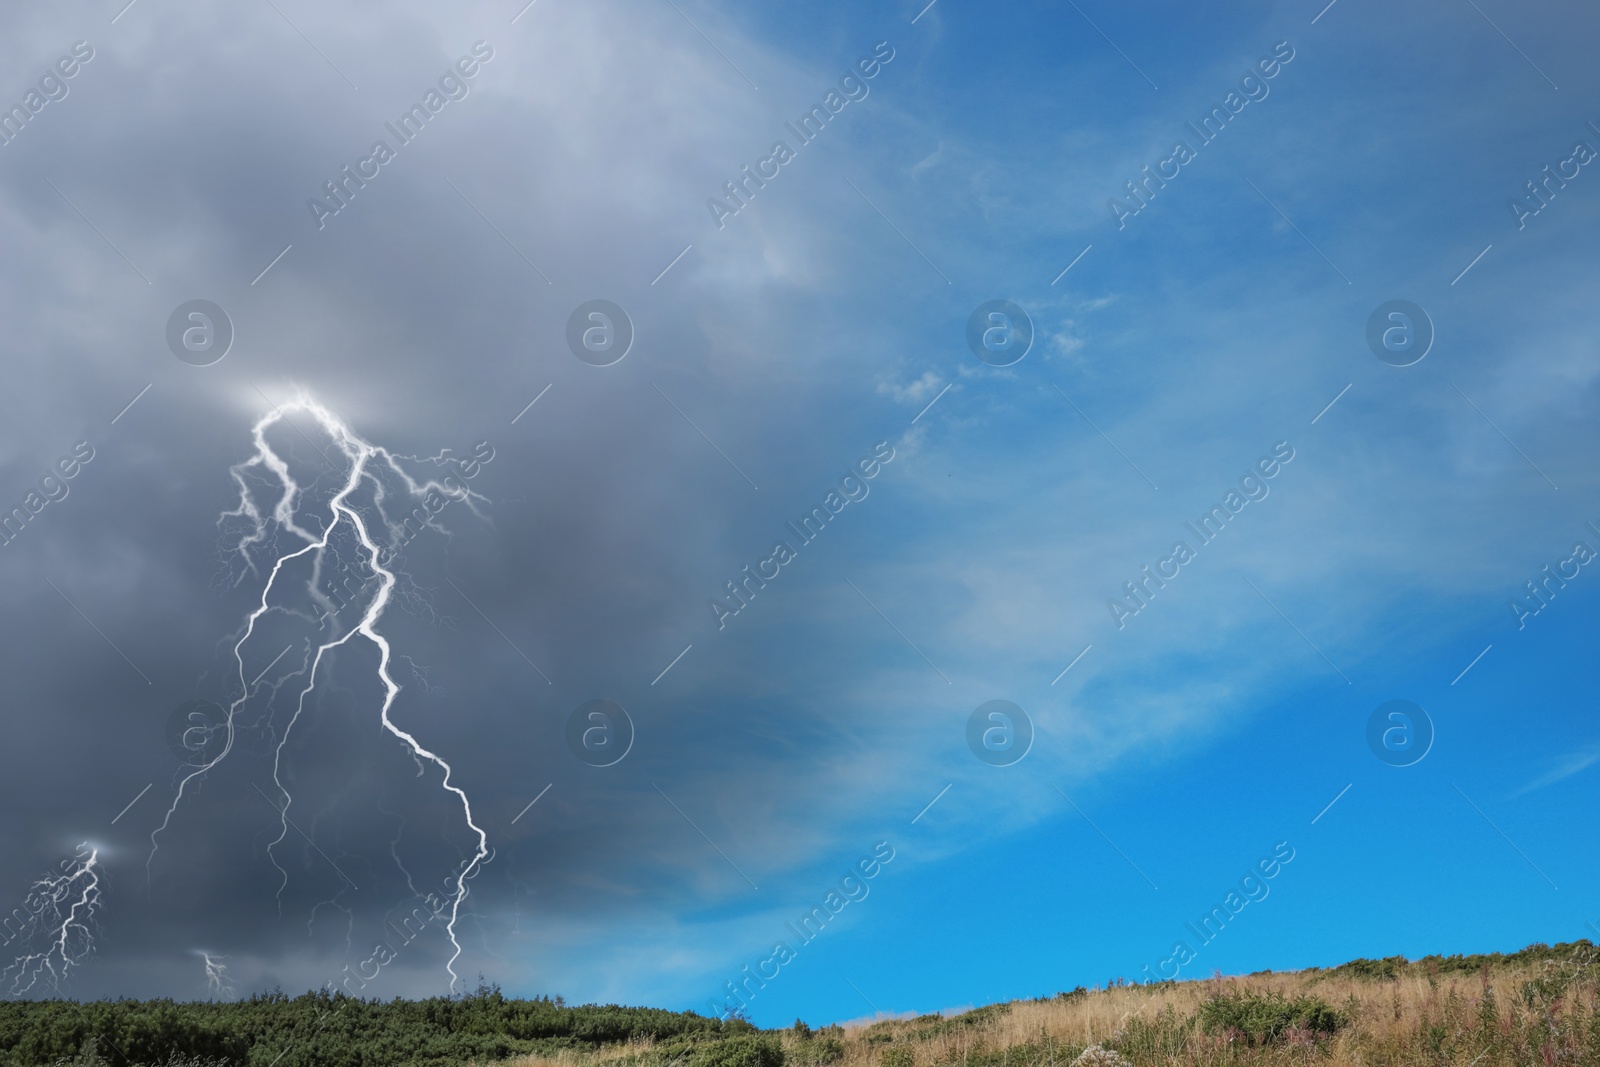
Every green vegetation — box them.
[1195,991,1346,1044]
[686,1036,784,1067]
[7,940,1600,1067]
[877,1045,913,1067]
[1310,940,1597,982]
[0,985,739,1067]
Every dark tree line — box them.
[0,984,771,1067]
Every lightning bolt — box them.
[3,843,102,995]
[385,809,420,898]
[149,390,492,993]
[197,950,236,998]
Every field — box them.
[6,941,1599,1067]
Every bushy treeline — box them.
[0,985,756,1067]
[1309,938,1597,982]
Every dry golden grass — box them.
[495,943,1600,1067]
[812,958,1600,1067]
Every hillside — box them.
[5,940,1597,1067]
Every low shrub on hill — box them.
[1196,991,1345,1045]
[689,1036,784,1067]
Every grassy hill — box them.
[7,940,1598,1067]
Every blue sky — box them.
[0,0,1596,1028]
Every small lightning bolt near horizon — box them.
[148,390,492,993]
[197,950,236,999]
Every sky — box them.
[0,0,1597,1030]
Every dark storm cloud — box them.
[0,0,951,1003]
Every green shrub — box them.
[689,1036,785,1067]
[1111,1009,1190,1061]
[1196,991,1346,1045]
[879,1045,913,1067]
[790,1037,843,1065]
[939,1004,1011,1031]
